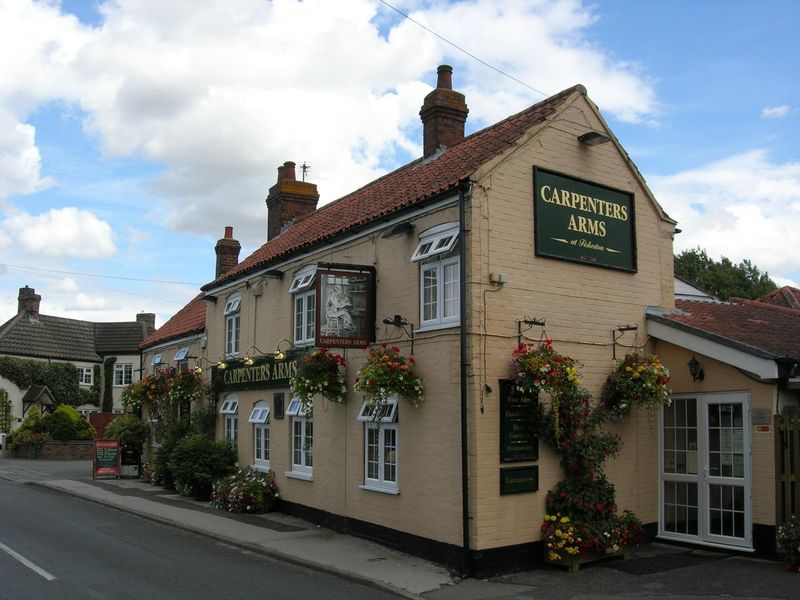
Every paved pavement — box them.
[1,457,798,599]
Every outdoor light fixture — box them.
[382,314,415,354]
[242,345,269,366]
[578,131,611,146]
[274,339,293,361]
[688,355,705,382]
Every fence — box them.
[89,412,119,439]
[776,415,800,524]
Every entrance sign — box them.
[499,380,538,462]
[533,167,636,272]
[93,439,120,479]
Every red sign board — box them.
[93,439,120,479]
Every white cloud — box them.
[649,150,800,282]
[761,105,791,118]
[0,0,659,248]
[2,207,116,258]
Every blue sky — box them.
[1,0,798,326]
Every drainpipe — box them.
[459,180,473,575]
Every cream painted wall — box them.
[465,92,675,551]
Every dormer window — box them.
[174,347,189,361]
[224,292,241,356]
[290,265,316,346]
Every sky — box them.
[0,0,798,327]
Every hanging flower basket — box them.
[290,348,346,406]
[601,352,671,420]
[510,339,581,399]
[354,342,423,407]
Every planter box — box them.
[545,547,630,573]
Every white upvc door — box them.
[660,392,751,549]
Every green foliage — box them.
[167,434,237,499]
[212,467,280,513]
[190,394,218,438]
[290,348,346,405]
[102,357,116,412]
[600,353,671,420]
[41,404,96,441]
[674,247,777,300]
[105,413,148,450]
[0,357,82,405]
[777,514,800,571]
[354,342,423,406]
[7,408,49,453]
[0,388,11,432]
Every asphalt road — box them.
[0,478,401,600]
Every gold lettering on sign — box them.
[540,183,628,240]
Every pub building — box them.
[190,66,799,574]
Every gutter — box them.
[458,179,472,575]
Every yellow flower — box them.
[560,516,570,524]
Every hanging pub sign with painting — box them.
[533,167,636,272]
[315,264,376,349]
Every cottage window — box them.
[358,401,399,495]
[224,292,241,357]
[413,223,460,330]
[151,354,162,366]
[174,347,189,361]
[113,363,133,387]
[285,397,313,479]
[220,394,239,447]
[78,367,93,385]
[290,265,317,346]
[249,400,270,470]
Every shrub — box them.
[105,413,149,450]
[212,467,280,513]
[167,434,237,499]
[42,404,96,441]
[777,514,800,572]
[0,357,82,405]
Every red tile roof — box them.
[755,286,800,310]
[202,85,581,290]
[140,292,207,349]
[650,299,800,360]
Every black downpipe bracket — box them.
[458,180,473,575]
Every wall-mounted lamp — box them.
[192,356,215,374]
[216,353,232,370]
[688,355,705,382]
[242,345,270,366]
[578,131,611,146]
[382,314,415,354]
[274,339,294,361]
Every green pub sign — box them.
[533,167,636,272]
[499,379,538,462]
[500,466,539,495]
[212,352,300,392]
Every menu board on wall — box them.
[499,379,538,462]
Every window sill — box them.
[252,463,271,473]
[415,322,460,334]
[285,470,313,481]
[359,484,399,495]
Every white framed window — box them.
[224,292,241,356]
[411,222,459,262]
[151,354,162,366]
[249,400,270,470]
[285,397,312,417]
[420,256,459,328]
[357,396,399,423]
[362,422,398,494]
[288,415,313,479]
[291,265,316,346]
[176,361,189,373]
[174,347,189,361]
[78,367,93,385]
[113,363,133,387]
[220,394,239,446]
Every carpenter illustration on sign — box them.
[533,167,636,272]
[316,267,375,348]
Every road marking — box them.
[0,541,57,581]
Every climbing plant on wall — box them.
[509,340,644,562]
[102,357,116,412]
[0,388,11,432]
[0,357,81,405]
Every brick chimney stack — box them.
[215,225,241,278]
[419,65,469,158]
[266,161,319,241]
[18,286,41,317]
[136,312,156,333]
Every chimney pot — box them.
[283,161,296,181]
[436,65,453,90]
[224,226,233,239]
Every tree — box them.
[674,248,777,301]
